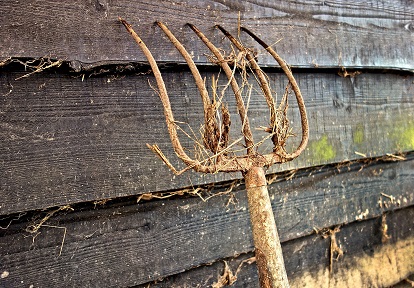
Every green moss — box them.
[395,124,414,151]
[387,115,414,152]
[310,135,336,162]
[353,124,365,145]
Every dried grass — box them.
[212,257,256,288]
[25,205,73,257]
[314,225,343,275]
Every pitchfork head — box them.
[120,18,309,175]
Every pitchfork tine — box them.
[215,25,278,129]
[240,26,309,159]
[120,19,310,286]
[155,22,211,119]
[119,17,214,174]
[187,23,255,155]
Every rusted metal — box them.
[120,18,308,287]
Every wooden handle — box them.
[244,167,290,288]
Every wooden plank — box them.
[141,206,414,288]
[1,158,413,287]
[1,68,413,215]
[0,0,413,70]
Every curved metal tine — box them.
[155,22,211,120]
[241,26,309,159]
[187,23,255,154]
[215,25,277,129]
[119,18,211,173]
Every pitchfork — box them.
[119,18,308,288]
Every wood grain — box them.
[1,69,413,215]
[141,207,414,288]
[0,0,413,70]
[1,158,413,287]
[1,2,413,287]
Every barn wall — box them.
[1,1,413,287]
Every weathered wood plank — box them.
[0,71,414,214]
[1,158,413,287]
[1,68,413,215]
[0,0,413,70]
[141,207,414,288]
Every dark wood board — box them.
[140,206,414,288]
[1,159,413,287]
[1,0,413,71]
[0,70,414,214]
[1,68,413,215]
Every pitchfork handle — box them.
[244,167,290,288]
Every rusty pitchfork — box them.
[120,18,309,288]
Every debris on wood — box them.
[0,271,9,279]
[0,57,12,67]
[355,151,367,158]
[136,180,239,205]
[314,225,343,275]
[338,67,361,78]
[381,213,391,243]
[356,208,369,221]
[385,153,407,161]
[379,192,400,209]
[212,257,256,288]
[12,57,63,80]
[93,198,112,208]
[212,261,237,288]
[25,205,73,257]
